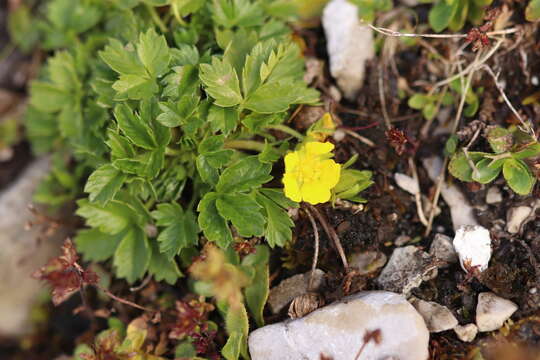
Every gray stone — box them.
[394,173,419,195]
[322,0,374,100]
[485,187,502,204]
[349,251,387,275]
[454,324,478,342]
[476,292,518,332]
[377,246,438,294]
[0,158,67,336]
[268,269,325,314]
[249,291,429,360]
[410,298,458,333]
[429,234,457,267]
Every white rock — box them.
[422,157,478,230]
[454,324,478,342]
[377,246,437,294]
[485,187,502,204]
[0,158,67,336]
[349,251,387,275]
[476,292,518,332]
[453,225,492,273]
[268,270,325,314]
[506,205,533,234]
[410,298,458,333]
[322,0,374,100]
[394,173,419,195]
[249,291,429,360]
[429,234,458,267]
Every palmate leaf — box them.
[216,193,265,237]
[151,203,199,259]
[216,156,272,193]
[75,228,124,262]
[113,227,151,283]
[148,241,183,285]
[137,28,171,77]
[199,57,243,107]
[85,164,127,205]
[198,192,233,248]
[113,104,158,150]
[255,189,296,247]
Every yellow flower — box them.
[308,113,336,142]
[283,141,341,204]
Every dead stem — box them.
[366,23,518,39]
[130,274,152,292]
[306,204,349,271]
[303,207,320,292]
[342,128,376,147]
[97,285,155,313]
[408,157,428,226]
[481,65,537,140]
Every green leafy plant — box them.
[408,79,481,121]
[348,0,393,22]
[427,0,493,32]
[448,126,540,195]
[16,0,373,358]
[526,0,540,21]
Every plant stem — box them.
[266,124,305,140]
[145,4,168,33]
[96,285,155,313]
[303,206,320,292]
[224,139,266,152]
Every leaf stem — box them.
[145,4,168,33]
[266,124,304,140]
[224,139,266,152]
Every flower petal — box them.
[283,173,302,202]
[301,182,331,205]
[304,141,334,155]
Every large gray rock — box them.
[377,246,437,294]
[249,291,429,360]
[0,158,66,337]
[322,0,374,100]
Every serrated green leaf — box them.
[112,74,158,100]
[137,28,171,77]
[8,5,40,53]
[76,199,135,234]
[114,104,157,149]
[208,105,239,135]
[196,155,220,186]
[152,203,199,259]
[100,39,147,76]
[85,164,127,204]
[114,228,151,283]
[107,130,136,159]
[75,228,124,262]
[256,191,294,247]
[502,158,536,195]
[148,241,183,285]
[244,81,317,113]
[198,192,233,248]
[216,193,265,237]
[29,82,70,113]
[199,57,243,107]
[216,156,272,193]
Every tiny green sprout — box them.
[408,92,453,121]
[449,127,540,195]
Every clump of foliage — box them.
[348,0,393,22]
[448,126,540,195]
[427,0,493,32]
[12,0,372,358]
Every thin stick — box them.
[97,285,155,313]
[130,274,152,292]
[425,55,477,236]
[342,129,376,147]
[408,157,428,227]
[366,23,518,39]
[306,204,349,271]
[304,207,320,291]
[482,65,537,140]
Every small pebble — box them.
[506,206,534,234]
[410,298,458,333]
[453,225,492,273]
[454,324,478,342]
[476,292,518,332]
[485,187,502,204]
